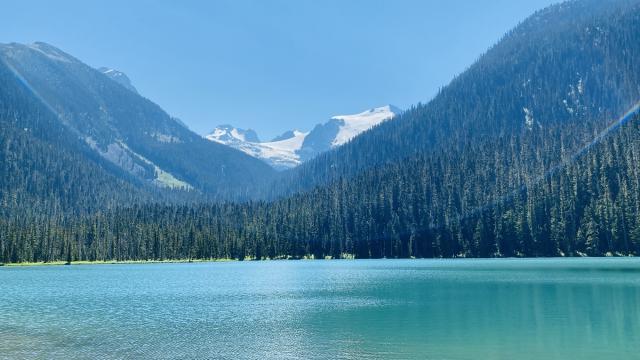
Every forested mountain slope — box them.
[3,112,639,263]
[268,0,640,198]
[0,42,275,198]
[2,0,640,263]
[0,58,158,219]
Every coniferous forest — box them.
[2,114,640,263]
[2,0,640,263]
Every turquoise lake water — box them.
[1,259,639,359]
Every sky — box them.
[2,0,558,140]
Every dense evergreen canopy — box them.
[1,0,640,263]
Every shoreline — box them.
[0,258,238,267]
[1,254,637,267]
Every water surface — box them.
[1,259,639,359]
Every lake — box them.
[1,259,639,359]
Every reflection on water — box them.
[1,258,639,359]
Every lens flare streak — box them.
[448,100,640,227]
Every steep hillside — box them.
[98,67,138,94]
[0,56,157,219]
[270,0,640,197]
[0,42,276,198]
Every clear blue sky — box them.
[2,0,558,140]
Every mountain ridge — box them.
[0,41,277,199]
[261,0,640,198]
[98,67,138,94]
[206,105,400,169]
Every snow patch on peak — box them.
[253,130,309,170]
[330,105,399,146]
[262,130,308,154]
[206,125,260,144]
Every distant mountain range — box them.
[206,105,401,169]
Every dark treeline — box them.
[2,0,640,263]
[3,115,639,263]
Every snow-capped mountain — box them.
[332,105,402,146]
[206,125,261,144]
[298,105,401,161]
[206,105,400,170]
[99,67,138,94]
[256,130,309,169]
[207,126,308,170]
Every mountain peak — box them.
[271,129,305,142]
[205,105,398,169]
[98,67,139,94]
[27,42,76,63]
[329,105,399,146]
[0,41,276,195]
[0,41,76,64]
[332,105,400,121]
[206,125,261,144]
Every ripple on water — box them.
[1,258,639,360]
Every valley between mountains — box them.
[1,0,640,263]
